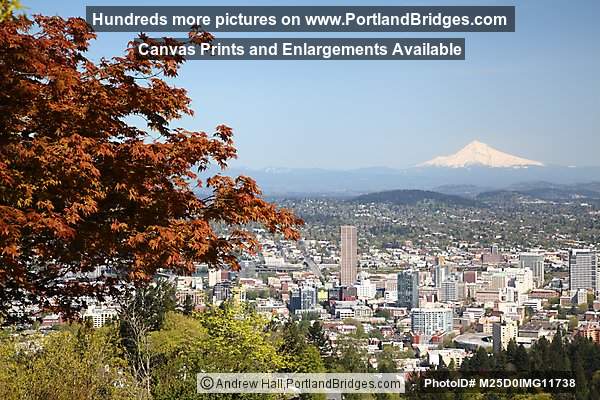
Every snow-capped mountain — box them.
[220,141,600,195]
[418,140,544,168]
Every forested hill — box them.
[351,189,480,207]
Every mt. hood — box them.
[419,140,544,168]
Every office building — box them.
[83,304,118,328]
[208,268,221,287]
[492,318,518,353]
[482,245,503,265]
[411,308,453,336]
[289,286,317,313]
[463,270,477,284]
[569,249,598,292]
[440,279,458,303]
[513,267,534,294]
[212,281,232,303]
[340,225,358,286]
[520,252,545,288]
[355,278,377,300]
[398,270,419,309]
[489,272,509,290]
[434,265,448,288]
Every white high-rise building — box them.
[411,308,453,336]
[492,318,518,353]
[434,265,448,288]
[208,269,221,287]
[340,226,358,287]
[569,249,598,292]
[356,278,377,300]
[83,304,118,328]
[514,268,534,294]
[440,280,458,302]
[520,252,545,288]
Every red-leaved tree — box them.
[0,14,302,323]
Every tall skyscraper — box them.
[397,270,419,309]
[569,249,599,292]
[520,252,545,288]
[340,225,357,286]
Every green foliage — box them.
[181,295,195,316]
[0,0,21,21]
[120,280,177,333]
[329,337,369,373]
[376,346,403,373]
[0,325,146,400]
[370,328,385,340]
[118,280,177,395]
[459,330,600,399]
[342,318,367,338]
[578,302,590,314]
[149,303,287,399]
[307,321,332,358]
[462,347,492,371]
[513,344,530,372]
[375,309,393,319]
[587,293,596,309]
[569,316,580,331]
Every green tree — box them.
[330,338,369,373]
[513,344,530,372]
[506,338,517,362]
[463,347,492,371]
[568,315,579,331]
[0,325,146,400]
[375,348,404,400]
[307,321,332,358]
[0,0,21,21]
[180,295,195,316]
[549,329,570,371]
[277,320,326,374]
[118,279,176,396]
[377,346,401,373]
[150,303,287,400]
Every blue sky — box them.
[25,1,600,169]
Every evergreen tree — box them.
[493,348,508,370]
[506,338,517,363]
[307,321,332,357]
[530,336,550,371]
[330,338,369,373]
[513,344,530,372]
[464,347,491,371]
[549,329,570,371]
[182,295,194,316]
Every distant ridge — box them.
[477,181,600,203]
[224,165,600,195]
[419,140,544,168]
[351,189,480,207]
